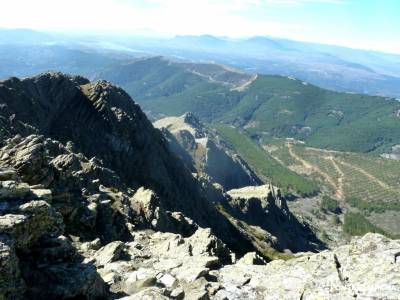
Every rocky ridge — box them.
[0,73,399,299]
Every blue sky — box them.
[0,0,399,53]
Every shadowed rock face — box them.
[154,113,261,190]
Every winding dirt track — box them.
[326,157,345,200]
[335,159,390,190]
[287,142,344,199]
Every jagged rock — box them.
[118,287,169,300]
[170,287,185,299]
[0,239,25,299]
[157,273,178,288]
[94,241,125,266]
[0,200,64,251]
[0,180,30,200]
[131,187,159,224]
[23,262,107,300]
[237,252,266,265]
[90,228,231,298]
[0,72,257,255]
[154,113,261,190]
[215,233,400,299]
[123,269,158,294]
[0,168,18,181]
[225,185,324,255]
[30,188,52,201]
[180,277,210,300]
[80,238,102,252]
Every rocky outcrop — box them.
[154,113,261,190]
[95,233,400,299]
[0,73,252,298]
[78,232,400,299]
[0,73,254,251]
[0,169,106,299]
[224,185,324,255]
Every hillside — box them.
[212,124,319,196]
[94,57,400,153]
[126,35,400,98]
[265,139,400,238]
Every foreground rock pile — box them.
[2,166,399,299]
[0,73,399,299]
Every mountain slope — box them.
[1,29,400,97]
[94,57,400,153]
[0,44,127,79]
[123,34,400,98]
[212,124,319,196]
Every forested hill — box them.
[96,57,400,153]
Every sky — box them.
[0,0,399,54]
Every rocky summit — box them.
[0,73,399,299]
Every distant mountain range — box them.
[2,29,400,153]
[1,28,400,98]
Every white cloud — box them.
[0,0,397,54]
[0,0,306,37]
[264,0,344,5]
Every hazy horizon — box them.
[1,0,399,55]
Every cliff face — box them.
[154,113,261,190]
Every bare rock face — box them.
[224,185,324,255]
[0,238,25,299]
[77,228,232,299]
[0,170,106,299]
[154,113,261,190]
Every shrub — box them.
[342,212,387,236]
[320,196,341,214]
